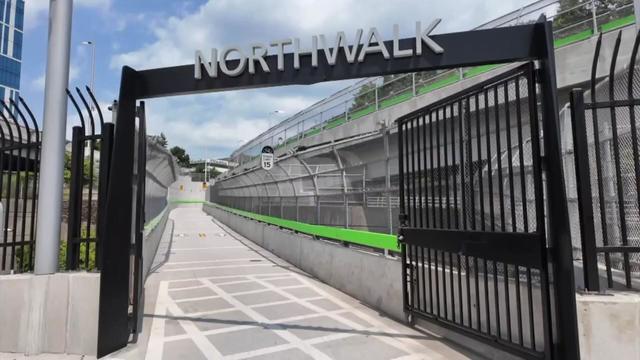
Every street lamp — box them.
[268,109,285,128]
[81,40,96,110]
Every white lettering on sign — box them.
[194,20,443,79]
[261,153,274,171]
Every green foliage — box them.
[63,150,97,185]
[170,146,191,167]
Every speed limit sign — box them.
[261,146,274,170]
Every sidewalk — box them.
[110,205,478,360]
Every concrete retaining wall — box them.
[0,273,100,356]
[203,203,404,321]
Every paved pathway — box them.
[111,205,477,360]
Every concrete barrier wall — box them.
[203,203,405,321]
[142,203,175,281]
[0,273,100,356]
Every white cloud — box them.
[109,0,532,158]
[110,0,529,71]
[25,0,111,30]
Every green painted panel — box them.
[554,29,593,48]
[463,64,501,78]
[324,116,346,130]
[348,105,376,121]
[379,90,413,109]
[417,73,460,95]
[600,14,635,33]
[207,202,399,251]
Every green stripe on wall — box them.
[204,202,400,252]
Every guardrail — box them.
[231,0,636,165]
[205,202,399,252]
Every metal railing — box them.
[569,29,640,291]
[64,86,114,271]
[231,0,636,165]
[0,97,40,273]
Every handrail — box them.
[230,0,635,165]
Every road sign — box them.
[261,153,274,170]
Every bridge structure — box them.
[1,1,640,360]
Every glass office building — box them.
[0,0,23,104]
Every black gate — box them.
[96,101,146,357]
[65,86,114,271]
[398,62,570,359]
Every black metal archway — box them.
[98,16,579,359]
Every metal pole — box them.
[592,0,598,34]
[34,0,73,275]
[635,0,640,32]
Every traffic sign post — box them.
[261,146,274,170]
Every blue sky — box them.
[21,0,532,159]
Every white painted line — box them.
[160,263,274,273]
[168,285,207,292]
[145,281,168,360]
[171,246,246,251]
[165,258,263,265]
[203,278,334,360]
[174,295,222,303]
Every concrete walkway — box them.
[110,205,477,360]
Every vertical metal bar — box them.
[422,115,430,229]
[537,18,581,358]
[66,127,84,270]
[527,268,536,350]
[476,93,485,231]
[591,0,598,34]
[428,247,434,314]
[411,118,418,227]
[421,247,427,312]
[11,102,32,271]
[97,123,114,270]
[1,113,15,271]
[515,265,524,346]
[430,111,436,227]
[437,109,443,229]
[442,250,448,320]
[475,257,481,332]
[570,89,600,291]
[505,82,517,233]
[504,263,512,342]
[452,103,458,229]
[398,121,409,315]
[607,32,631,287]
[485,90,495,232]
[484,258,491,334]
[493,260,501,339]
[515,77,529,232]
[494,85,506,232]
[444,106,451,229]
[590,34,613,286]
[435,249,441,317]
[461,99,468,230]
[417,117,424,229]
[627,30,640,284]
[19,97,39,269]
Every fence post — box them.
[569,89,600,292]
[96,122,115,269]
[412,73,416,96]
[591,0,599,34]
[375,87,379,111]
[66,126,84,270]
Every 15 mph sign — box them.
[261,146,274,170]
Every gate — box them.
[96,101,147,357]
[65,86,114,271]
[398,62,571,359]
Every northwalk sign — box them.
[194,20,444,79]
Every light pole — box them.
[268,109,285,128]
[205,159,209,182]
[81,40,95,110]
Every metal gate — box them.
[96,101,147,357]
[397,63,559,359]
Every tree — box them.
[148,132,168,148]
[170,146,191,167]
[158,132,168,148]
